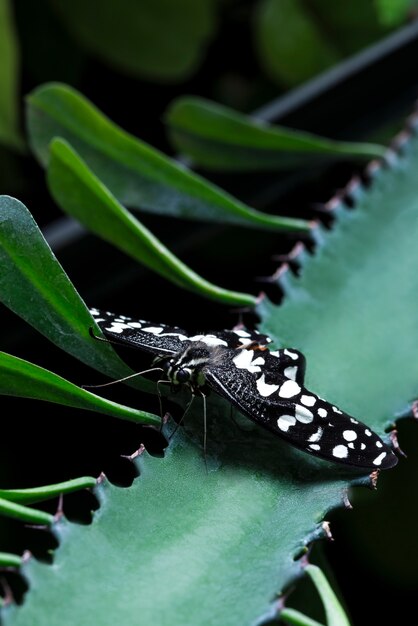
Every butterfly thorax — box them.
[160,341,228,391]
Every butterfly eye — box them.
[176,368,191,383]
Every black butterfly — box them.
[90,308,397,470]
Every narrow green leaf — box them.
[0,497,53,526]
[49,0,215,82]
[0,195,152,389]
[47,138,257,306]
[306,565,350,626]
[166,96,387,171]
[0,350,160,426]
[0,477,97,505]
[0,552,22,568]
[26,82,310,233]
[281,607,325,626]
[0,0,23,150]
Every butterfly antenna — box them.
[83,367,164,389]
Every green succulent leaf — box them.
[5,128,418,626]
[0,436,357,626]
[49,0,216,82]
[0,350,160,426]
[47,138,257,306]
[0,195,154,389]
[0,0,23,150]
[26,83,310,233]
[166,96,386,171]
[0,477,97,505]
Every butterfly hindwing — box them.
[204,347,395,469]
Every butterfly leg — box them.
[167,393,195,440]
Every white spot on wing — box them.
[233,329,251,338]
[284,349,298,360]
[190,334,228,347]
[105,322,131,333]
[333,445,348,459]
[332,406,342,414]
[256,374,279,397]
[309,444,320,451]
[142,326,163,334]
[373,452,387,466]
[278,380,301,398]
[361,443,366,450]
[233,350,264,373]
[295,405,313,424]
[165,333,189,341]
[277,414,296,432]
[284,366,297,381]
[301,395,316,407]
[343,430,357,442]
[348,443,355,449]
[365,429,372,437]
[318,408,327,418]
[308,427,323,442]
[376,441,383,448]
[129,322,142,328]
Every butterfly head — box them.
[160,342,220,390]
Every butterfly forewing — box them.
[90,309,271,354]
[90,308,191,356]
[204,348,396,469]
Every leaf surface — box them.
[4,131,418,626]
[166,96,386,171]
[0,195,153,390]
